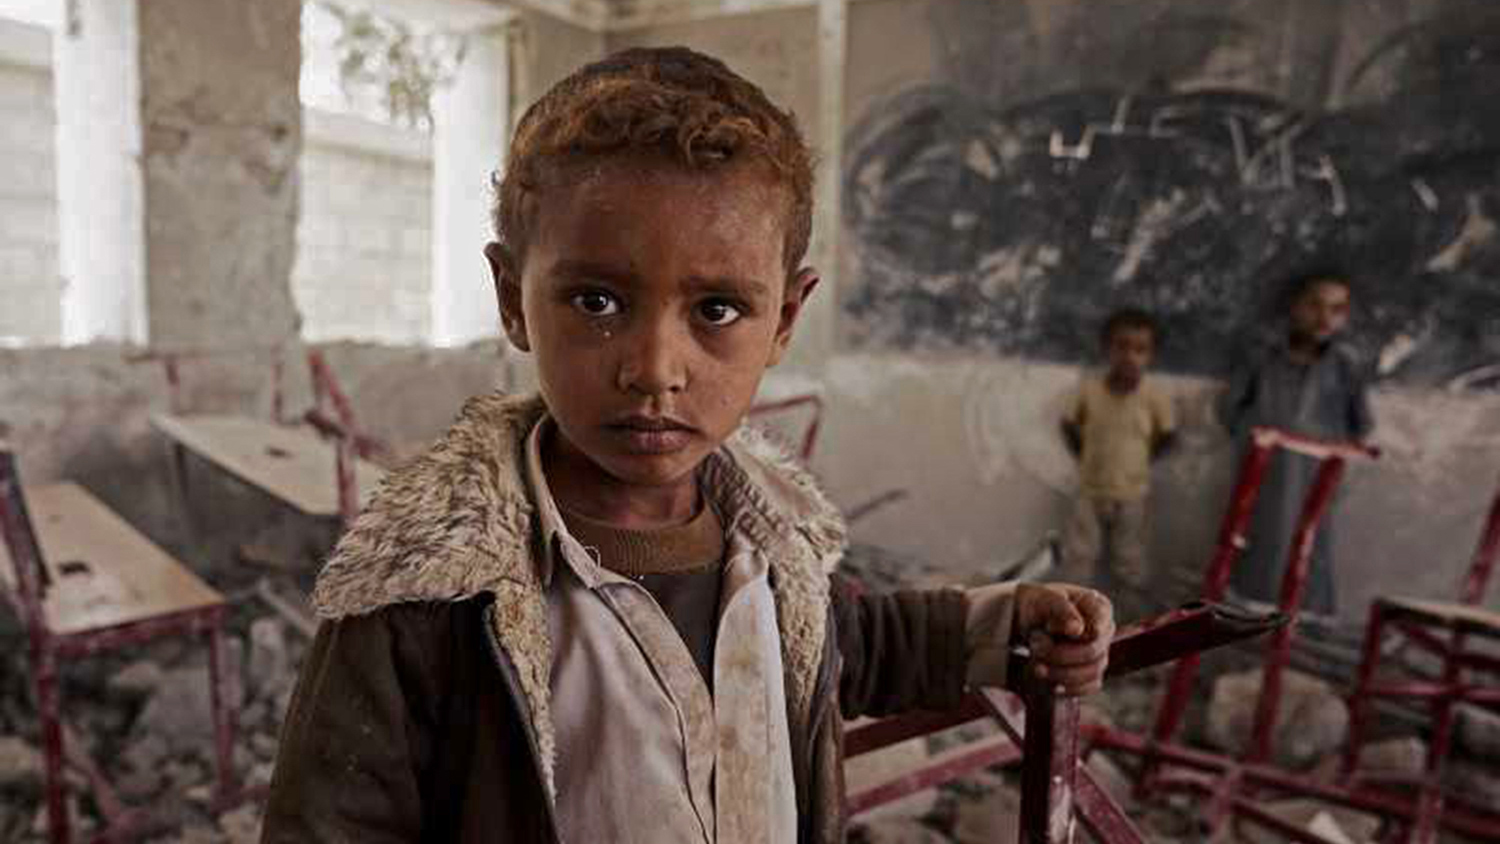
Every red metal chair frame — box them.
[1341,475,1500,844]
[0,447,255,844]
[846,602,1285,842]
[1082,427,1500,842]
[746,392,825,462]
[302,350,396,527]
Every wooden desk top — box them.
[0,483,223,635]
[152,414,384,518]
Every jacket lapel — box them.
[308,392,848,810]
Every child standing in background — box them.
[1059,309,1178,608]
[1218,273,1374,620]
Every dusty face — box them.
[1290,280,1351,343]
[489,157,815,506]
[1106,326,1154,385]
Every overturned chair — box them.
[1342,472,1500,843]
[847,601,1285,842]
[0,444,253,844]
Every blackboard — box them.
[841,8,1500,390]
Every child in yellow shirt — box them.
[1060,309,1177,605]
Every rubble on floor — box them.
[0,536,1492,843]
[1204,667,1349,769]
[0,575,312,844]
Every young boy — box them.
[1218,273,1374,620]
[262,47,1113,844]
[1059,309,1177,605]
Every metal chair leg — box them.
[206,615,240,808]
[1404,628,1469,844]
[1342,603,1388,778]
[34,644,71,844]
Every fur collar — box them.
[311,391,847,798]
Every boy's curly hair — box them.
[1100,307,1159,346]
[493,47,815,277]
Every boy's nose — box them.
[616,320,688,397]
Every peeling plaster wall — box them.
[512,10,605,115]
[606,6,820,144]
[807,355,1500,620]
[5,0,1497,624]
[139,0,302,350]
[604,0,1500,619]
[817,0,1500,619]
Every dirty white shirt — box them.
[525,419,798,844]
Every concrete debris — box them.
[1454,702,1500,759]
[952,781,1022,844]
[0,736,43,788]
[247,617,290,701]
[0,570,309,843]
[1445,757,1500,809]
[1235,799,1380,844]
[109,660,167,697]
[850,818,955,844]
[134,659,244,758]
[1205,668,1348,769]
[1356,736,1426,778]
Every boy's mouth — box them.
[606,414,696,454]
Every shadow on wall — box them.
[841,4,1500,391]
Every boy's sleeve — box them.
[961,582,1017,690]
[1217,356,1259,437]
[261,608,436,843]
[1347,360,1376,440]
[831,574,971,719]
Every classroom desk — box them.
[151,414,384,519]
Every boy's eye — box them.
[571,291,620,317]
[697,299,742,327]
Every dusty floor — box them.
[0,539,1495,842]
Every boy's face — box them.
[1290,280,1351,342]
[1106,326,1154,383]
[488,157,816,490]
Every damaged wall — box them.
[595,0,1500,621]
[4,0,1497,627]
[607,6,820,140]
[840,0,1500,389]
[825,0,1500,619]
[138,0,303,351]
[0,0,504,569]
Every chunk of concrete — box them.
[1455,703,1500,759]
[132,643,244,757]
[108,660,165,696]
[851,818,955,844]
[0,736,42,787]
[1445,757,1500,809]
[1234,799,1379,844]
[247,617,290,701]
[1205,668,1347,769]
[953,782,1022,844]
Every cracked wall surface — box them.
[139,0,303,350]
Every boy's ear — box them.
[768,267,820,367]
[485,242,530,352]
